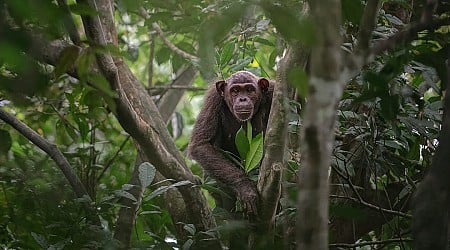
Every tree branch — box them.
[330,195,412,218]
[331,165,412,219]
[151,22,198,61]
[347,0,450,75]
[0,108,89,199]
[372,16,450,56]
[97,135,130,182]
[329,238,412,248]
[298,1,343,249]
[355,0,381,54]
[157,66,198,123]
[77,0,217,243]
[137,7,198,61]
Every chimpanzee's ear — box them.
[258,78,270,92]
[215,80,226,95]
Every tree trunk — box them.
[297,1,343,249]
[412,48,450,250]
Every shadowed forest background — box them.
[0,0,449,249]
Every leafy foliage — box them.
[235,121,264,173]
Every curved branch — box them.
[152,22,198,61]
[0,108,89,199]
[137,7,198,61]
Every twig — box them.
[151,22,198,61]
[150,85,206,91]
[330,195,412,218]
[0,108,90,199]
[136,7,198,61]
[330,165,412,218]
[329,238,412,248]
[97,135,130,182]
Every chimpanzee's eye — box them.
[231,87,239,93]
[246,86,256,92]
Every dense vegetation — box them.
[0,0,449,249]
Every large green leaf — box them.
[235,126,249,159]
[245,132,264,173]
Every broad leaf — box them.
[138,162,156,189]
[245,132,264,173]
[235,127,249,159]
[113,190,137,202]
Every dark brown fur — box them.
[188,71,273,214]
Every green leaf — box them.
[155,47,171,64]
[199,2,247,79]
[245,132,264,173]
[113,190,137,202]
[138,162,156,189]
[76,50,95,79]
[219,42,235,67]
[87,74,116,98]
[235,127,249,159]
[0,129,12,154]
[31,232,48,248]
[261,2,316,44]
[55,46,80,78]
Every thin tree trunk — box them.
[297,1,343,249]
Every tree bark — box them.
[297,1,343,249]
[77,0,217,243]
[412,47,450,250]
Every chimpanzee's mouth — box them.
[235,110,252,121]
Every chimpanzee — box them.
[188,71,273,215]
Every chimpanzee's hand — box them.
[235,181,258,215]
